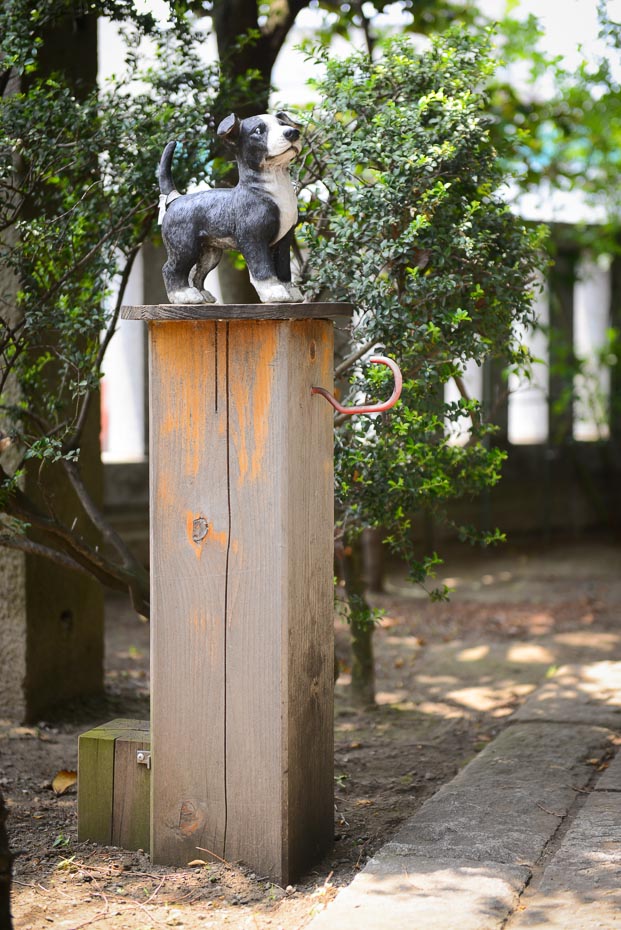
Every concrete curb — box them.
[308,662,621,930]
[506,749,621,929]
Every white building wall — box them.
[508,283,550,445]
[101,252,146,462]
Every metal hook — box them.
[311,355,403,416]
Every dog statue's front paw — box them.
[252,278,296,303]
[199,289,217,303]
[167,286,208,304]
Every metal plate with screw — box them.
[136,750,151,769]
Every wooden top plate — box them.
[121,302,354,321]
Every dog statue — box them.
[157,112,304,304]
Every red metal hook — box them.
[311,355,403,416]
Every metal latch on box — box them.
[136,750,151,770]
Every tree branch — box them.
[0,531,90,575]
[61,457,148,582]
[44,198,154,305]
[0,200,24,233]
[353,0,375,58]
[453,374,480,433]
[334,337,380,377]
[1,464,149,613]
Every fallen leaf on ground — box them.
[9,726,38,739]
[52,770,77,795]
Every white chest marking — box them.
[264,168,298,244]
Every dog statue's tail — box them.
[158,141,181,224]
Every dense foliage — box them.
[298,31,547,594]
[0,2,257,612]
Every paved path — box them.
[309,662,621,930]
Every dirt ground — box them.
[3,536,621,930]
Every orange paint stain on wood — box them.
[191,609,207,633]
[179,379,208,479]
[209,528,228,548]
[151,322,213,478]
[231,375,250,480]
[229,323,277,486]
[155,474,176,508]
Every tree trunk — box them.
[0,11,108,720]
[0,791,13,930]
[212,0,303,114]
[212,1,272,121]
[362,526,385,593]
[341,536,376,708]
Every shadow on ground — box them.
[3,536,620,929]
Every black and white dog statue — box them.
[158,112,304,304]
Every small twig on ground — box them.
[563,783,593,793]
[40,881,72,899]
[195,846,231,866]
[74,864,166,880]
[354,844,368,870]
[142,876,165,905]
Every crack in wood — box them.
[215,321,219,413]
[223,321,231,858]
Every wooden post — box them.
[548,242,578,445]
[122,303,351,883]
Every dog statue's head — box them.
[217,111,302,170]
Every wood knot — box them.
[192,517,209,544]
[178,799,206,837]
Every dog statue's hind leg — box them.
[162,255,205,304]
[189,245,222,303]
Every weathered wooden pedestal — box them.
[126,302,350,883]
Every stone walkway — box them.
[308,662,621,930]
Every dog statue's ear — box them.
[275,110,302,129]
[217,113,241,144]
